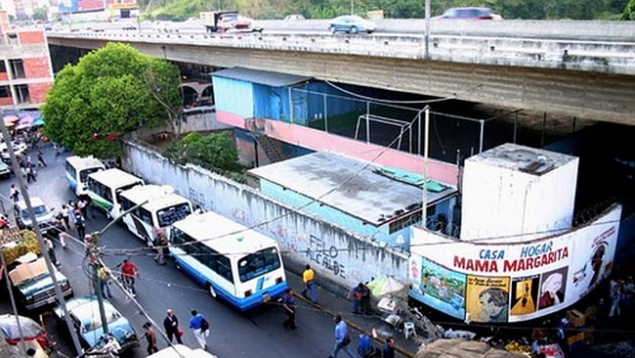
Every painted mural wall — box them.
[409,204,622,323]
[122,141,409,289]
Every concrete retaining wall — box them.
[122,140,409,294]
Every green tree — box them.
[164,132,240,172]
[32,7,49,22]
[42,43,182,159]
[623,0,635,18]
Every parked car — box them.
[329,15,377,34]
[0,140,28,161]
[433,7,503,20]
[14,197,57,235]
[0,161,13,178]
[54,296,139,353]
[6,253,73,311]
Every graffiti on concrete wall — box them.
[307,234,346,279]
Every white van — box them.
[65,156,106,196]
[86,169,145,219]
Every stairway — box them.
[254,134,285,164]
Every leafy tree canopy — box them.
[163,131,240,172]
[32,7,49,22]
[624,0,635,19]
[42,43,181,159]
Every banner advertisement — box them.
[409,204,622,323]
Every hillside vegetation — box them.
[140,0,631,21]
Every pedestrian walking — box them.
[329,315,354,358]
[57,226,69,249]
[10,184,19,203]
[74,213,86,240]
[120,259,139,297]
[25,166,37,183]
[189,310,209,350]
[60,205,70,229]
[281,288,297,330]
[97,264,113,299]
[153,231,168,265]
[163,309,183,344]
[302,264,317,303]
[382,337,396,358]
[141,322,159,355]
[36,150,47,167]
[44,237,60,267]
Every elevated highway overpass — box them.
[47,20,635,124]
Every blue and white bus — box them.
[65,156,106,196]
[119,185,193,246]
[169,212,287,311]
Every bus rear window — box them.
[238,247,281,282]
[79,167,103,182]
[157,203,192,227]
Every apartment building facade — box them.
[0,10,53,110]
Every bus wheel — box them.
[207,283,217,298]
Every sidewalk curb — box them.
[294,292,416,358]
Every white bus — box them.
[170,212,287,311]
[86,168,145,219]
[148,344,217,358]
[119,185,193,246]
[65,156,106,196]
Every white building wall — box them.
[460,144,579,242]
[122,140,409,292]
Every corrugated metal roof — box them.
[249,151,456,226]
[211,67,311,87]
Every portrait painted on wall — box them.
[538,266,568,310]
[466,276,510,323]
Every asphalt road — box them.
[0,145,341,358]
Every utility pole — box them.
[422,106,430,227]
[0,108,83,356]
[424,0,431,59]
[85,200,147,333]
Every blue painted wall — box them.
[212,77,254,118]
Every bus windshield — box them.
[238,247,281,282]
[157,203,192,227]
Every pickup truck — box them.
[200,11,263,33]
[7,253,73,311]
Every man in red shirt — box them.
[120,259,139,297]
